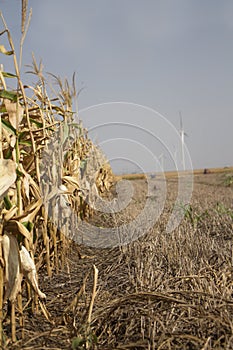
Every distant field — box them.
[116,166,233,180]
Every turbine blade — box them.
[179,111,183,131]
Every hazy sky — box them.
[1,1,233,173]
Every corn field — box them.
[1,4,233,350]
[0,9,114,347]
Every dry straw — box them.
[0,9,113,346]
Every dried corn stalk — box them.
[0,159,16,198]
[19,245,46,299]
[0,16,114,343]
[0,232,46,303]
[1,233,21,303]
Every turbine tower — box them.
[158,153,165,172]
[179,111,187,171]
[173,145,178,169]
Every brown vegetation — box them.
[2,172,230,350]
[0,6,233,349]
[0,12,113,348]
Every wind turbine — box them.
[179,111,188,171]
[158,153,165,172]
[173,145,178,169]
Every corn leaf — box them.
[1,119,17,135]
[4,220,31,241]
[1,71,17,78]
[22,221,34,232]
[0,44,14,55]
[0,159,16,198]
[62,121,69,144]
[4,205,18,222]
[13,199,43,222]
[0,89,18,101]
[3,195,13,210]
[29,118,44,128]
[4,99,24,130]
[19,140,32,146]
[0,105,7,113]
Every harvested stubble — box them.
[0,18,114,347]
[9,174,233,350]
